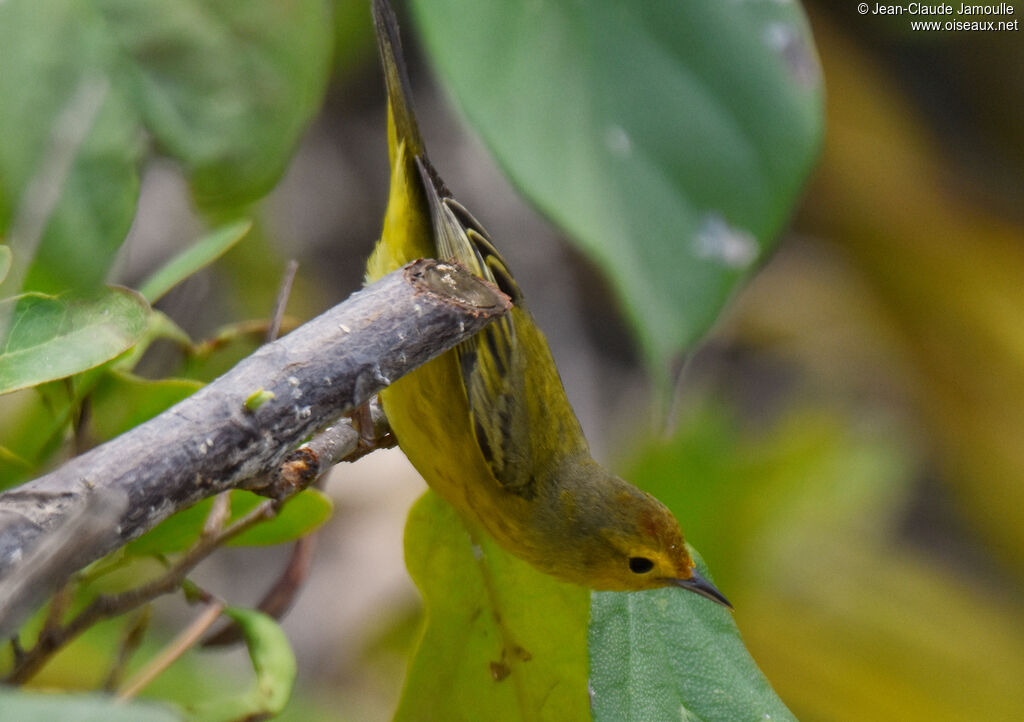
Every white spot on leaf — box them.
[763,21,819,87]
[693,214,759,269]
[604,124,632,157]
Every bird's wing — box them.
[416,158,538,498]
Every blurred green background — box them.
[3,0,1023,719]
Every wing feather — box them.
[415,158,537,497]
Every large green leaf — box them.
[0,288,149,395]
[410,0,824,373]
[0,0,331,295]
[397,491,590,721]
[589,553,794,722]
[0,0,141,295]
[91,0,332,208]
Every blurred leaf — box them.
[0,0,330,296]
[190,608,296,722]
[182,319,277,383]
[589,553,793,722]
[17,608,261,713]
[801,17,1024,577]
[623,400,912,587]
[0,245,12,284]
[109,309,193,374]
[396,491,590,721]
[0,0,141,295]
[0,288,149,395]
[0,445,34,486]
[74,554,168,601]
[410,0,824,374]
[0,389,76,489]
[93,0,332,208]
[89,370,202,442]
[229,489,333,547]
[0,690,181,721]
[0,445,32,472]
[741,538,1024,722]
[620,393,1024,720]
[125,489,332,556]
[138,219,252,303]
[333,0,376,79]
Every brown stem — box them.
[266,259,299,344]
[5,498,279,684]
[102,606,152,692]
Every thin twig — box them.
[204,403,393,646]
[41,582,73,639]
[664,349,698,438]
[9,635,25,666]
[266,260,299,344]
[103,606,152,692]
[117,599,226,701]
[203,535,317,649]
[188,318,300,359]
[203,492,233,538]
[5,497,280,684]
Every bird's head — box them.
[551,477,731,607]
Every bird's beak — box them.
[673,570,733,609]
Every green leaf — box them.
[138,219,252,303]
[410,0,824,374]
[125,489,333,556]
[243,387,276,413]
[228,488,333,547]
[0,388,77,489]
[92,0,333,208]
[0,0,141,295]
[89,370,202,442]
[122,496,210,556]
[0,245,12,284]
[0,0,331,295]
[189,607,296,722]
[589,551,794,722]
[0,308,186,486]
[0,689,182,722]
[0,288,149,395]
[107,309,193,373]
[396,491,590,721]
[0,445,34,482]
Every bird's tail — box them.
[372,0,424,165]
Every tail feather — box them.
[371,0,424,162]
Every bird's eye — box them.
[628,556,655,574]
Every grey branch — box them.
[0,259,510,635]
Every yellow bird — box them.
[366,0,729,605]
